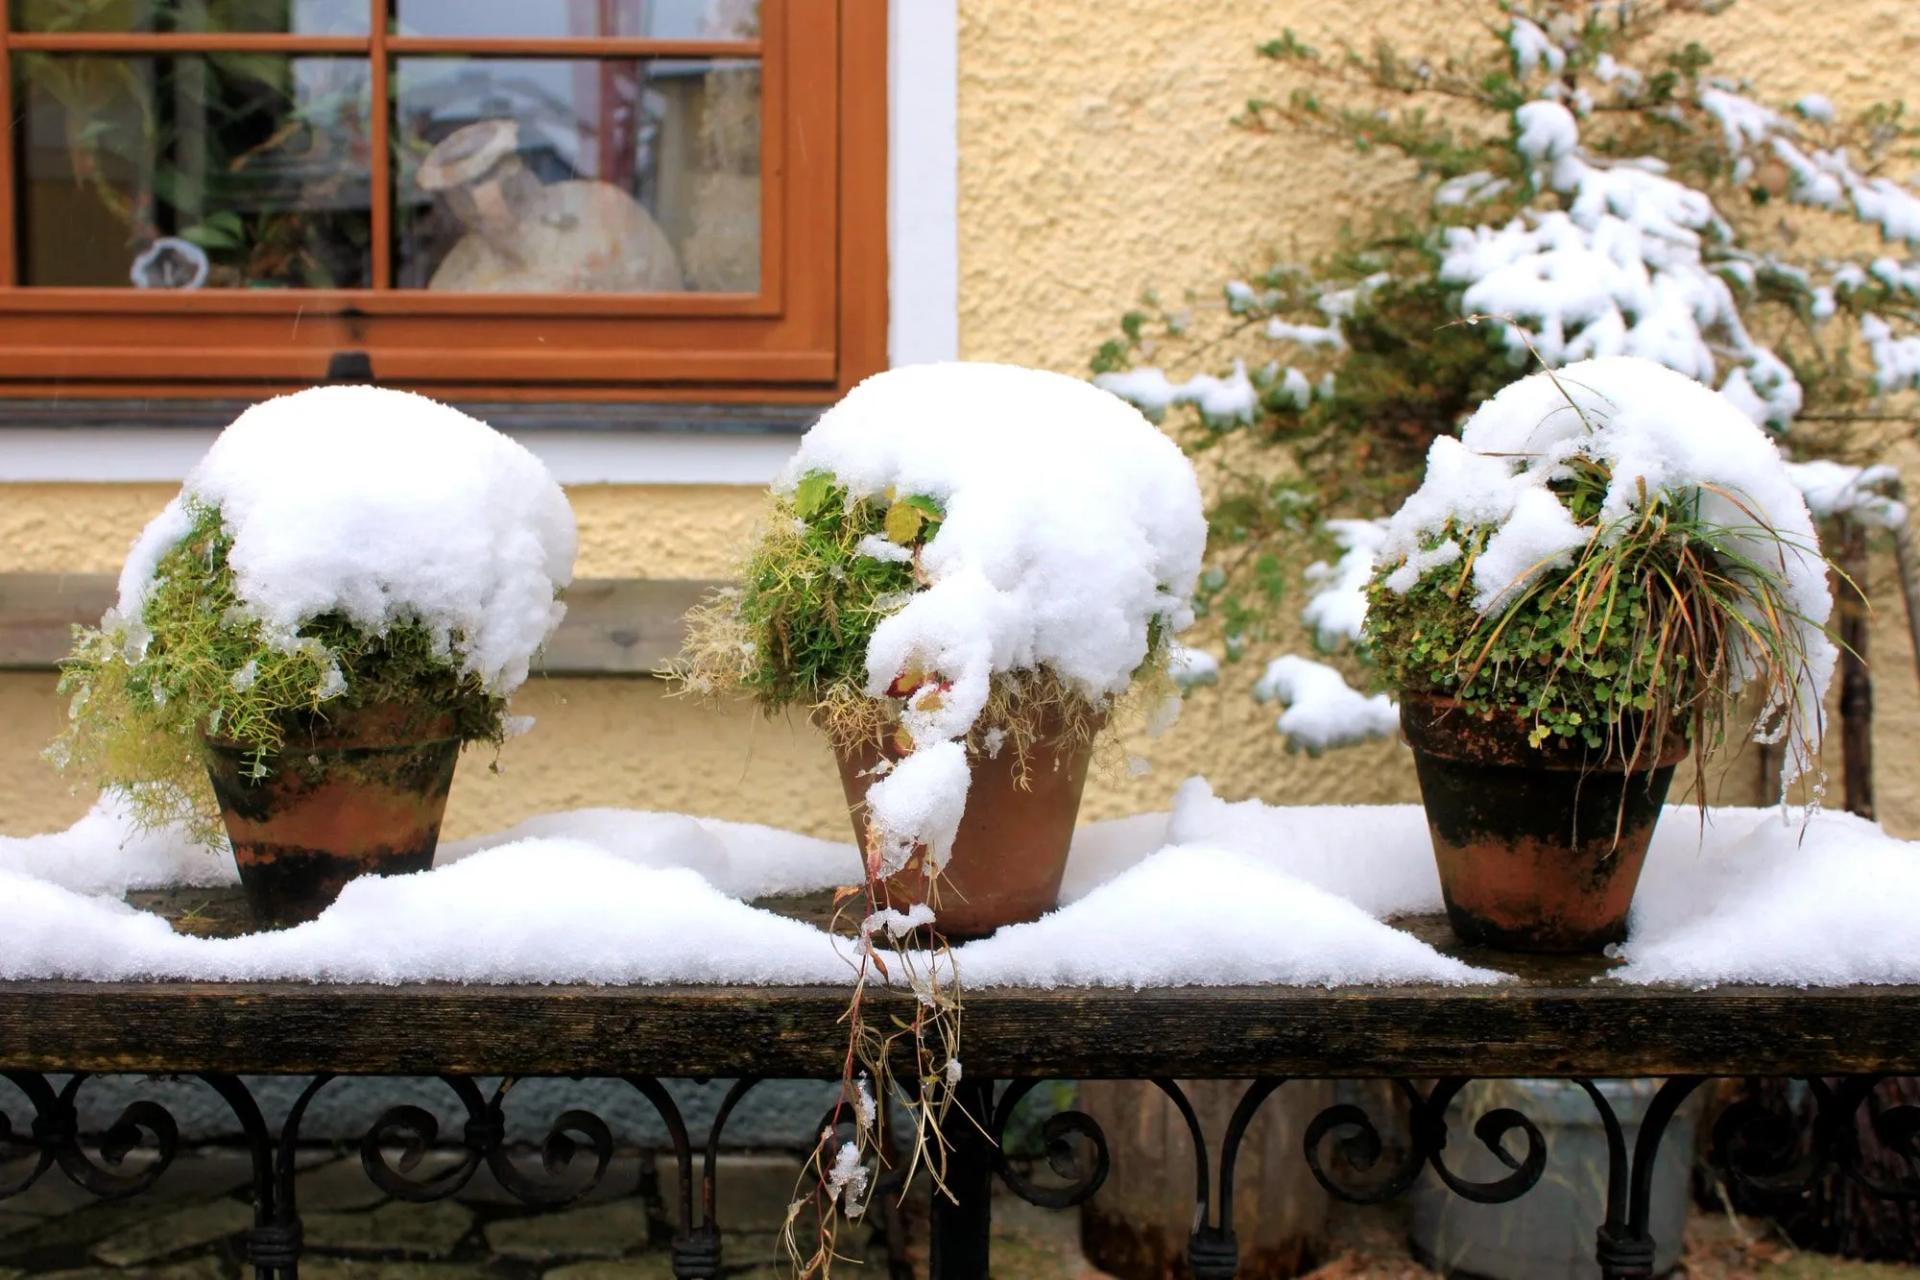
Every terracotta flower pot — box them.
[831,716,1100,940]
[1400,693,1689,954]
[203,703,461,928]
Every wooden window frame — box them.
[0,0,887,402]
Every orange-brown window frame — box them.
[0,0,887,402]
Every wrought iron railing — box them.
[5,1066,1919,1280]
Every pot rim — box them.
[203,701,460,754]
[1400,691,1690,772]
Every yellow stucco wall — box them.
[2,0,1916,847]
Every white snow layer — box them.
[1617,808,1920,988]
[1786,460,1908,529]
[1301,518,1388,649]
[782,362,1205,870]
[1447,95,1810,426]
[0,789,1484,988]
[0,792,236,896]
[1378,357,1836,784]
[114,386,576,696]
[1252,656,1399,754]
[1093,361,1260,426]
[7,785,1920,989]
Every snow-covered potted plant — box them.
[1364,355,1835,952]
[681,361,1206,938]
[52,386,576,926]
[679,361,1202,1274]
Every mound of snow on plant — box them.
[1786,459,1908,530]
[1449,95,1805,426]
[1301,518,1388,649]
[1377,356,1834,783]
[114,386,576,695]
[784,362,1205,874]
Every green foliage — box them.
[53,501,505,840]
[691,472,937,712]
[1095,1,1917,685]
[678,472,1166,757]
[1365,457,1825,769]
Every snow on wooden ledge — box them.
[1,780,1914,990]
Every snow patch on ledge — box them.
[5,782,1917,990]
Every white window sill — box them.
[0,401,810,485]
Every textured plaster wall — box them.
[2,0,1918,846]
[952,0,1920,836]
[0,482,766,579]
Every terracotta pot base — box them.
[832,718,1098,940]
[1402,695,1688,954]
[204,704,461,928]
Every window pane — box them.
[393,0,758,40]
[395,57,759,293]
[13,0,369,34]
[15,53,373,288]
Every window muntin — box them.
[392,0,760,41]
[16,0,370,35]
[0,0,875,395]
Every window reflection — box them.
[13,0,369,35]
[393,0,759,40]
[395,58,759,293]
[16,53,372,288]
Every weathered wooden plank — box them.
[7,896,1914,1079]
[0,573,719,675]
[0,573,101,673]
[1,979,1917,1079]
[539,578,718,675]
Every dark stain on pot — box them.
[204,704,461,929]
[1402,694,1689,955]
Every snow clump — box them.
[1376,356,1835,784]
[1253,656,1398,754]
[1300,518,1388,649]
[1786,460,1907,530]
[113,386,576,696]
[780,362,1205,876]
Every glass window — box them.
[16,52,372,287]
[0,1,880,394]
[392,0,759,41]
[14,0,369,35]
[393,57,758,292]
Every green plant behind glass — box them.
[21,37,370,287]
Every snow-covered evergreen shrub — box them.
[1365,356,1835,788]
[53,387,577,840]
[1092,3,1916,756]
